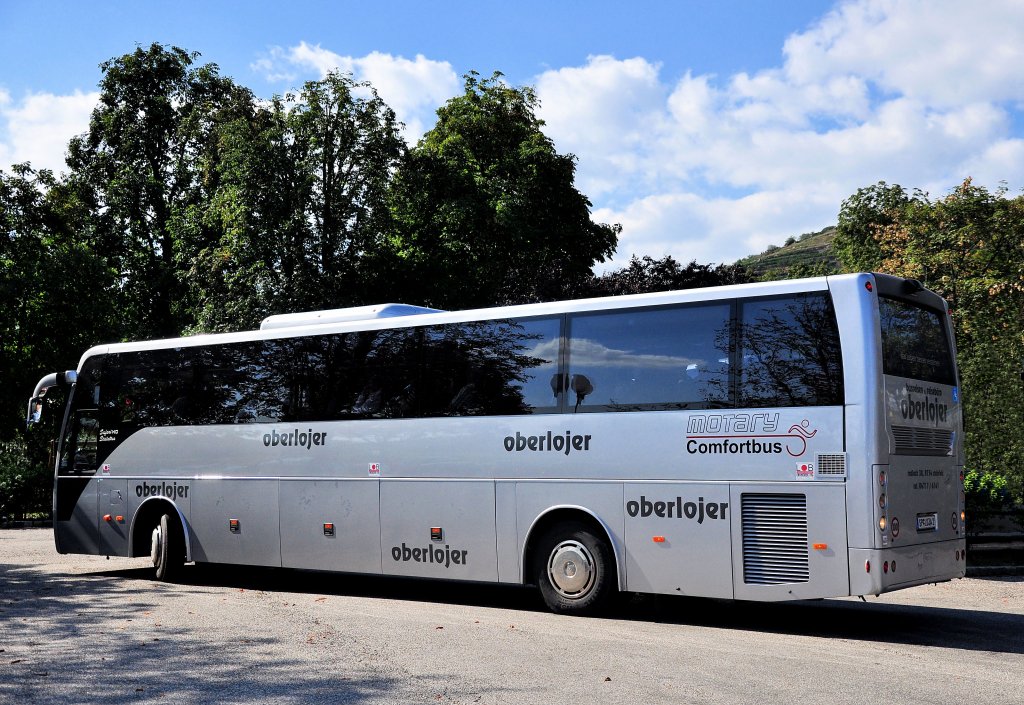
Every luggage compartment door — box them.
[380,479,497,582]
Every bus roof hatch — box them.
[259,304,445,330]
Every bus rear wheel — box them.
[534,522,614,615]
[150,512,184,582]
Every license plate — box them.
[916,513,938,531]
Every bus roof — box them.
[76,273,855,367]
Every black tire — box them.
[151,512,184,582]
[534,522,614,615]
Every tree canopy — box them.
[579,255,749,298]
[836,179,1024,500]
[386,72,620,309]
[65,43,248,338]
[0,164,117,436]
[184,72,405,332]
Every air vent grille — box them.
[891,426,953,457]
[816,453,847,477]
[742,493,809,585]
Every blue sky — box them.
[2,0,1023,267]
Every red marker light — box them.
[103,514,112,523]
[865,281,874,292]
[652,536,666,543]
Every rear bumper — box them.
[849,539,967,596]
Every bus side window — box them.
[59,409,99,476]
[567,304,730,411]
[737,293,843,408]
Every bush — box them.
[0,439,51,521]
[962,469,1023,534]
[964,469,1010,513]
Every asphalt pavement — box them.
[2,528,1022,704]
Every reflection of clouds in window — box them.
[524,338,559,368]
[569,338,702,369]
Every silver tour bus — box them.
[28,273,966,614]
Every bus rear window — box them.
[879,297,956,385]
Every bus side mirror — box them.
[26,396,44,427]
[26,369,77,429]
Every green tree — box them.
[0,438,51,520]
[186,72,405,332]
[836,179,1024,500]
[65,43,247,338]
[581,255,750,297]
[833,182,917,274]
[0,164,117,439]
[388,72,619,310]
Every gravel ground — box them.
[2,528,1022,705]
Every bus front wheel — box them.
[534,522,614,615]
[150,512,184,582]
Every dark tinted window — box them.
[738,293,844,407]
[98,292,849,435]
[110,344,288,427]
[59,357,103,475]
[102,316,561,430]
[298,328,421,420]
[419,318,561,416]
[567,304,730,411]
[879,297,956,385]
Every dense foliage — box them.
[580,255,749,297]
[0,438,50,520]
[387,72,620,308]
[834,179,1024,503]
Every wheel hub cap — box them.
[547,540,595,599]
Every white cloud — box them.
[956,139,1024,190]
[535,57,669,199]
[782,0,1024,107]
[253,42,459,141]
[594,186,845,268]
[0,90,98,176]
[535,0,1024,268]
